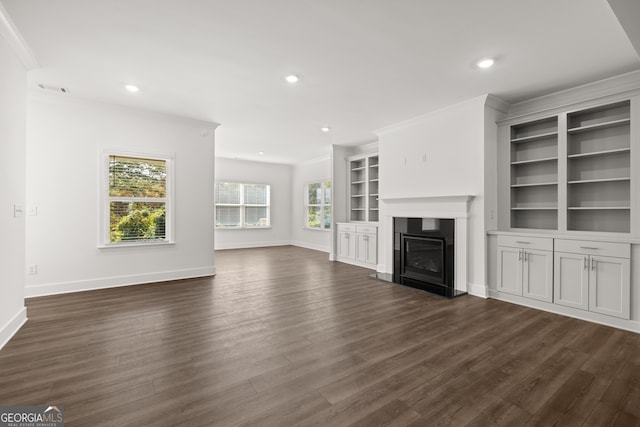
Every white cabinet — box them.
[338,224,356,259]
[336,223,377,269]
[497,235,553,302]
[554,239,631,319]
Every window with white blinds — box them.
[102,151,173,245]
[304,181,331,230]
[215,182,270,228]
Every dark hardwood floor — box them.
[1,246,639,426]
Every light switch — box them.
[14,204,24,218]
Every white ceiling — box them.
[3,0,640,164]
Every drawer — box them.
[497,235,553,251]
[336,223,356,233]
[356,224,377,234]
[554,239,630,258]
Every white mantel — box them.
[378,195,475,294]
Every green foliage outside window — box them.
[306,181,331,229]
[108,156,167,243]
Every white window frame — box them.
[99,148,175,248]
[304,180,331,231]
[215,181,271,229]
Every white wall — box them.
[0,34,28,348]
[291,156,331,253]
[215,157,292,249]
[376,96,493,294]
[25,94,217,297]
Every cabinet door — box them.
[589,256,631,319]
[497,246,522,296]
[522,249,553,302]
[338,232,356,259]
[357,233,377,265]
[553,251,589,310]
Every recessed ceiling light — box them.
[320,127,331,132]
[476,58,495,69]
[125,84,139,92]
[285,74,300,84]
[258,151,265,155]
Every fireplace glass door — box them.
[402,236,445,285]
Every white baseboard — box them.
[488,289,640,334]
[291,241,330,253]
[467,282,488,298]
[0,306,27,350]
[214,240,291,250]
[25,266,216,298]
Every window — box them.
[305,181,331,230]
[215,182,270,228]
[102,151,173,245]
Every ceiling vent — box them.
[37,83,69,94]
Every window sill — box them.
[304,227,331,232]
[215,227,272,230]
[98,241,176,249]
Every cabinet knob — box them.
[580,246,599,250]
[516,241,531,244]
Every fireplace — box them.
[393,217,461,297]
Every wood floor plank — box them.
[1,245,639,426]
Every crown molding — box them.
[0,1,38,69]
[502,69,640,122]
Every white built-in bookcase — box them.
[500,96,637,236]
[348,153,379,222]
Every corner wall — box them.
[291,157,331,253]
[25,94,217,297]
[215,157,292,250]
[0,34,27,348]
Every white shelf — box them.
[511,207,557,211]
[511,156,558,165]
[352,180,366,184]
[351,194,365,198]
[567,118,630,134]
[568,177,630,185]
[511,182,558,188]
[351,208,366,211]
[510,131,558,143]
[567,148,630,159]
[568,206,630,210]
[369,179,379,182]
[351,166,366,171]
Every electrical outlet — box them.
[28,264,37,275]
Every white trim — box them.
[467,283,488,298]
[375,95,488,135]
[0,307,27,350]
[214,240,291,250]
[488,289,640,334]
[24,267,215,298]
[0,2,38,69]
[291,241,330,253]
[501,70,640,123]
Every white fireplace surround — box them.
[379,195,475,293]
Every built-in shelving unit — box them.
[510,116,559,230]
[566,100,631,233]
[349,154,379,222]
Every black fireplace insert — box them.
[393,217,462,297]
